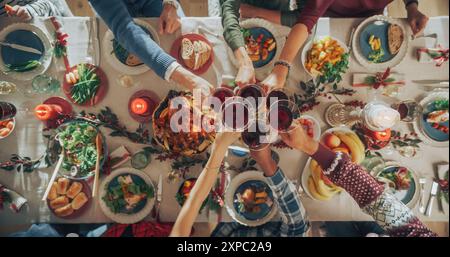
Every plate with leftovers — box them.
[0,23,52,80]
[103,19,159,75]
[353,15,408,70]
[374,162,420,208]
[170,33,213,75]
[99,168,155,224]
[414,91,449,147]
[46,177,91,219]
[55,120,108,180]
[225,170,277,227]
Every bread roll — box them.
[388,24,404,55]
[47,182,58,201]
[57,178,70,195]
[71,192,88,210]
[66,182,83,199]
[50,196,69,209]
[55,204,74,217]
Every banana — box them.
[316,179,338,198]
[308,176,331,201]
[346,132,365,157]
[333,132,364,164]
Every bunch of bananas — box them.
[307,159,342,201]
[323,131,365,164]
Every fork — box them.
[418,177,427,213]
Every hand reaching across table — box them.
[170,132,241,237]
[405,1,429,36]
[158,1,181,35]
[279,124,436,237]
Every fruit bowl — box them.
[321,126,366,164]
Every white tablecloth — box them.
[0,16,448,231]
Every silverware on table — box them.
[418,177,427,214]
[91,17,100,66]
[425,181,439,217]
[412,80,449,86]
[151,174,163,220]
[0,42,42,55]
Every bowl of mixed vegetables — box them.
[302,36,349,84]
[56,120,108,180]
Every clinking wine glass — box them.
[267,99,300,132]
[242,119,276,151]
[265,87,294,109]
[237,84,265,110]
[220,96,255,132]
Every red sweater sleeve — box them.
[296,0,335,33]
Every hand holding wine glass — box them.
[279,120,319,156]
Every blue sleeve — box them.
[266,168,309,237]
[89,0,176,79]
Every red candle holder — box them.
[128,90,160,123]
[361,125,392,150]
[36,97,73,129]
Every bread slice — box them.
[71,192,88,210]
[48,182,58,201]
[388,24,404,55]
[55,204,74,217]
[66,181,83,199]
[57,178,70,195]
[50,196,69,210]
[181,38,211,71]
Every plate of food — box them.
[352,15,408,70]
[152,90,216,156]
[99,168,155,224]
[46,177,91,219]
[103,19,159,75]
[301,36,349,81]
[224,170,277,227]
[55,120,108,180]
[374,162,420,208]
[301,157,342,201]
[299,115,321,141]
[176,178,208,212]
[228,19,284,79]
[62,63,109,106]
[413,91,449,147]
[0,23,52,81]
[0,118,15,139]
[170,33,213,75]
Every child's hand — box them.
[6,5,32,21]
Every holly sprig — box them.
[390,131,422,148]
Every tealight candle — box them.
[131,98,149,115]
[34,104,63,121]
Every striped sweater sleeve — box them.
[311,144,437,237]
[24,0,62,18]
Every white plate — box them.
[99,167,155,224]
[301,36,349,79]
[413,89,449,148]
[102,19,160,75]
[374,161,420,209]
[300,115,321,141]
[352,15,409,71]
[300,157,316,200]
[224,170,278,227]
[227,18,286,81]
[0,23,52,81]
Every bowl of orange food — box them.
[301,36,349,80]
[0,118,15,139]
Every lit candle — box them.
[34,104,63,121]
[131,98,149,115]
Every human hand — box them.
[279,120,319,155]
[171,66,213,97]
[159,4,181,34]
[6,5,32,21]
[250,147,277,177]
[260,65,288,92]
[406,4,429,36]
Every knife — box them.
[0,42,42,55]
[152,174,163,221]
[91,17,100,66]
[425,181,439,217]
[412,80,449,87]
